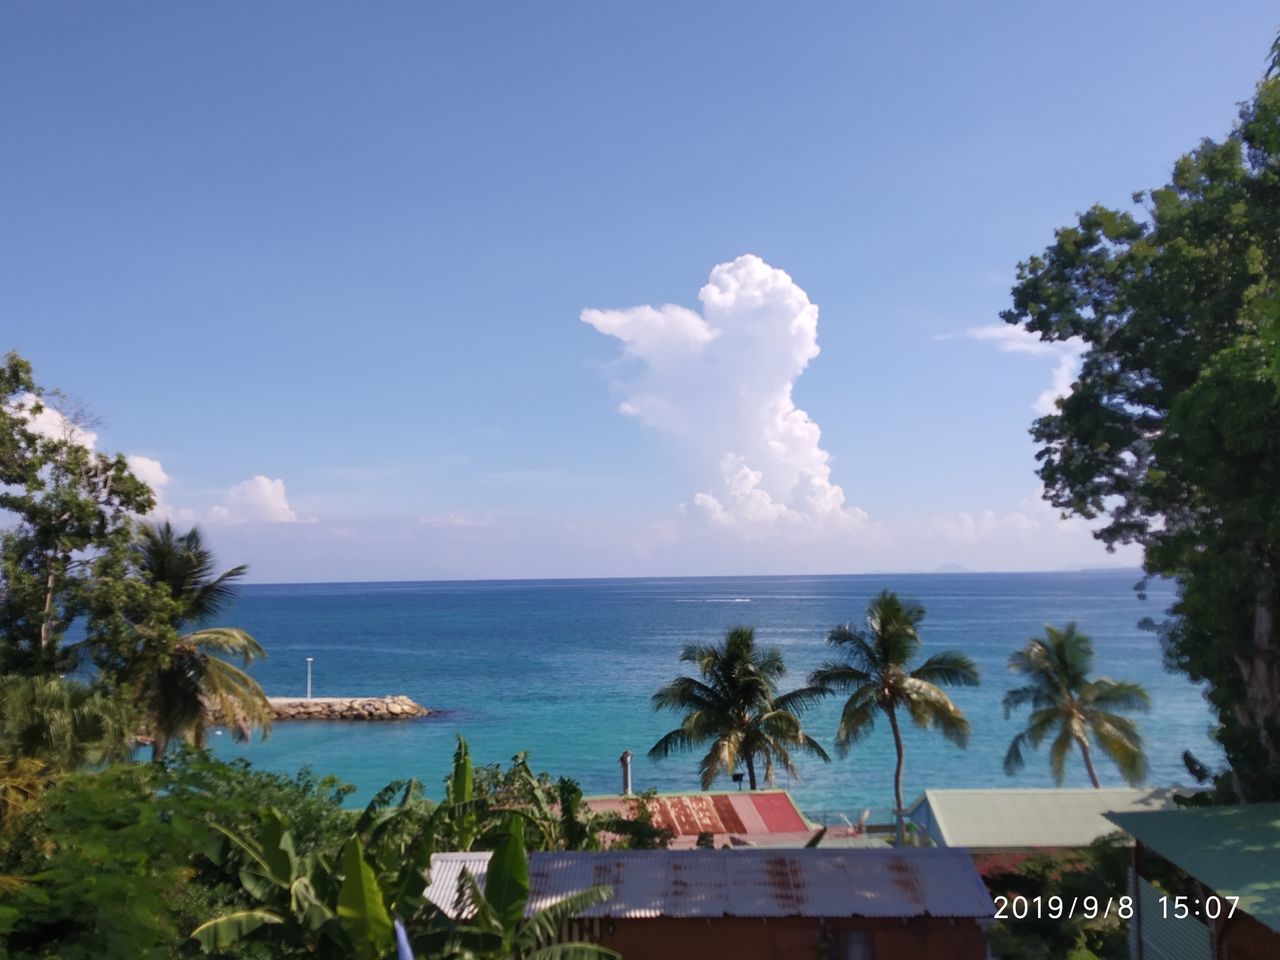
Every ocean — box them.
[210,571,1219,816]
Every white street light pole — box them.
[306,657,314,700]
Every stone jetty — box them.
[267,695,431,721]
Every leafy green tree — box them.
[986,834,1131,960]
[0,352,154,676]
[0,763,207,959]
[809,591,979,844]
[1000,57,1280,800]
[123,521,271,760]
[0,751,358,960]
[649,626,830,790]
[1003,625,1150,788]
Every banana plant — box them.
[421,814,619,960]
[191,810,398,959]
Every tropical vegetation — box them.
[121,520,272,758]
[648,626,830,790]
[1001,47,1280,801]
[809,590,979,844]
[1003,625,1150,788]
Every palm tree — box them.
[649,626,830,790]
[0,675,134,771]
[135,521,247,623]
[1003,623,1150,788]
[133,521,271,760]
[809,591,979,845]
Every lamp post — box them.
[306,657,314,700]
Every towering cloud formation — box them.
[943,324,1083,415]
[583,255,865,538]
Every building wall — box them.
[1217,911,1280,960]
[586,916,988,960]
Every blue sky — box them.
[3,3,1275,581]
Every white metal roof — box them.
[907,787,1183,849]
[425,849,994,919]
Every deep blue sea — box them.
[210,571,1219,816]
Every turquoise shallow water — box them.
[210,571,1219,815]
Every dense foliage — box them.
[0,353,155,677]
[0,353,657,958]
[985,835,1132,960]
[1002,69,1280,800]
[0,752,355,960]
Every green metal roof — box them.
[907,787,1182,849]
[1106,803,1280,934]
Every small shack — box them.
[425,848,995,960]
[1106,803,1280,960]
[907,787,1181,872]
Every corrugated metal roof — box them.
[424,849,994,920]
[585,790,809,837]
[1106,803,1280,935]
[907,788,1182,849]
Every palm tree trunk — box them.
[1077,736,1101,788]
[887,706,906,845]
[745,754,758,790]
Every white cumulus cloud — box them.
[583,255,865,538]
[14,393,99,449]
[209,475,302,526]
[125,454,197,525]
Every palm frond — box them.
[833,689,878,756]
[528,944,621,960]
[185,628,266,665]
[1048,725,1075,785]
[807,662,873,692]
[911,650,980,688]
[647,725,703,760]
[901,679,970,747]
[823,625,880,674]
[1001,685,1056,717]
[1088,712,1148,786]
[1003,732,1029,775]
[515,885,614,951]
[651,677,725,714]
[1083,679,1151,713]
[772,685,830,715]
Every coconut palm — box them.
[135,521,247,623]
[132,522,270,760]
[0,675,134,771]
[649,626,830,790]
[1003,623,1150,788]
[809,590,979,844]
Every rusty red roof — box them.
[425,849,995,919]
[586,790,809,839]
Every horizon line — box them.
[241,565,1154,589]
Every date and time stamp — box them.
[994,894,1240,921]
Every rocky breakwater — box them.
[268,695,432,721]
